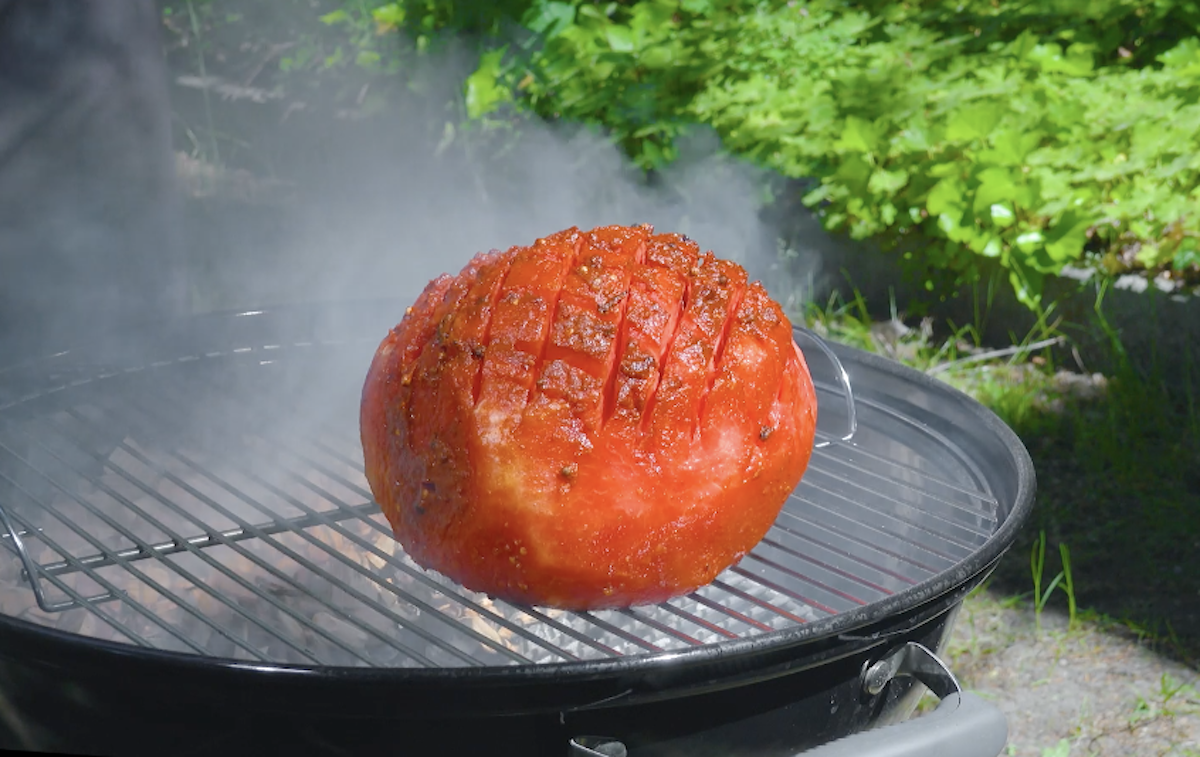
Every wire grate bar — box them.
[0,454,244,657]
[708,578,819,625]
[0,532,157,648]
[743,547,870,610]
[126,367,617,664]
[656,602,740,641]
[34,502,378,578]
[26,414,363,663]
[167,444,572,664]
[98,429,488,667]
[258,436,634,656]
[682,592,772,633]
[765,519,922,588]
[618,608,703,647]
[103,386,532,665]
[274,437,822,654]
[729,563,839,617]
[778,504,948,578]
[812,445,999,521]
[7,419,353,663]
[757,534,897,598]
[54,408,437,667]
[822,391,1001,506]
[576,611,664,654]
[798,481,974,561]
[803,463,994,542]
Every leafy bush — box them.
[330,0,1200,308]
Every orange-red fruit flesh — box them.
[360,225,818,610]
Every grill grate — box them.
[0,337,999,668]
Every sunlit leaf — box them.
[1044,210,1092,262]
[946,102,1004,142]
[605,25,636,53]
[990,203,1016,226]
[371,3,405,32]
[927,176,966,216]
[1016,231,1045,252]
[464,49,510,120]
[868,168,909,197]
[523,1,577,38]
[836,116,880,155]
[319,9,349,25]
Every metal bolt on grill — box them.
[0,329,1000,670]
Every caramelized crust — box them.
[361,225,817,609]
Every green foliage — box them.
[1031,530,1077,633]
[309,0,1200,309]
[678,4,1200,309]
[1040,739,1071,757]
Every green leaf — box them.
[371,4,405,29]
[1028,42,1094,76]
[982,129,1041,167]
[836,116,880,155]
[834,155,873,194]
[990,203,1016,227]
[880,202,897,225]
[801,184,830,207]
[1040,738,1071,757]
[1008,29,1039,61]
[1044,210,1092,263]
[868,168,909,197]
[974,167,1019,212]
[464,49,510,120]
[927,162,961,178]
[1172,238,1200,270]
[946,103,1004,143]
[681,0,712,13]
[323,47,345,70]
[1136,243,1166,268]
[1008,264,1045,310]
[1159,38,1200,76]
[523,2,577,38]
[640,44,675,69]
[927,176,966,217]
[319,9,349,25]
[605,25,636,53]
[1016,231,1045,253]
[937,212,962,236]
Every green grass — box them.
[803,283,1200,665]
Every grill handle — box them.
[0,501,65,613]
[568,643,1006,757]
[798,642,1008,757]
[793,328,857,449]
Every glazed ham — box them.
[360,225,817,610]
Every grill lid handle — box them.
[793,328,857,449]
[798,642,1008,757]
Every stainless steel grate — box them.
[0,335,1000,669]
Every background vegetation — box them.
[296,0,1200,311]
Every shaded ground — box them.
[943,362,1200,667]
[947,591,1200,756]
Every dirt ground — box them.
[944,589,1200,757]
